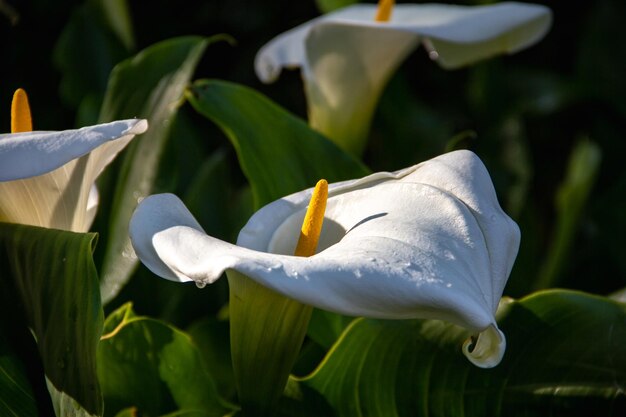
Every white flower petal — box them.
[85,185,100,230]
[130,150,519,366]
[0,119,147,181]
[130,193,206,282]
[304,22,418,152]
[463,324,506,368]
[256,3,551,80]
[255,3,551,152]
[0,119,148,231]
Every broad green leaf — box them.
[295,290,626,417]
[186,318,235,400]
[187,79,369,416]
[535,139,601,289]
[113,408,136,417]
[307,310,354,350]
[0,331,37,417]
[53,0,132,119]
[0,223,103,417]
[186,80,369,208]
[182,148,235,241]
[114,409,217,417]
[97,36,210,304]
[96,0,135,51]
[101,302,136,335]
[98,304,235,417]
[315,0,358,13]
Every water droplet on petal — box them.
[195,281,206,289]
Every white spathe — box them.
[255,2,552,153]
[0,119,148,232]
[129,150,520,367]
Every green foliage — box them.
[97,36,210,304]
[187,79,368,416]
[0,331,37,417]
[295,290,626,417]
[315,0,358,13]
[53,0,134,124]
[536,139,602,289]
[0,223,103,416]
[186,318,236,400]
[187,79,369,208]
[98,304,235,417]
[3,1,626,416]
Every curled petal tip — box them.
[255,55,280,84]
[462,324,505,368]
[125,119,149,135]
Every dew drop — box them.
[195,281,206,289]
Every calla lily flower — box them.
[130,150,520,367]
[0,89,148,231]
[255,1,552,154]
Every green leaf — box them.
[98,305,235,417]
[113,408,136,417]
[186,318,235,400]
[0,223,103,416]
[0,331,37,417]
[95,0,135,51]
[315,0,358,14]
[295,290,626,417]
[53,0,132,116]
[187,79,369,416]
[306,310,354,350]
[97,36,210,304]
[535,139,602,289]
[187,79,369,208]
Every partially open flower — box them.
[0,89,148,231]
[255,1,552,154]
[130,150,519,367]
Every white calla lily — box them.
[130,150,520,367]
[0,118,148,231]
[255,1,552,153]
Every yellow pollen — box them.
[375,0,395,22]
[294,179,328,257]
[11,88,33,133]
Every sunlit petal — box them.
[130,150,520,367]
[255,3,551,153]
[0,119,148,231]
